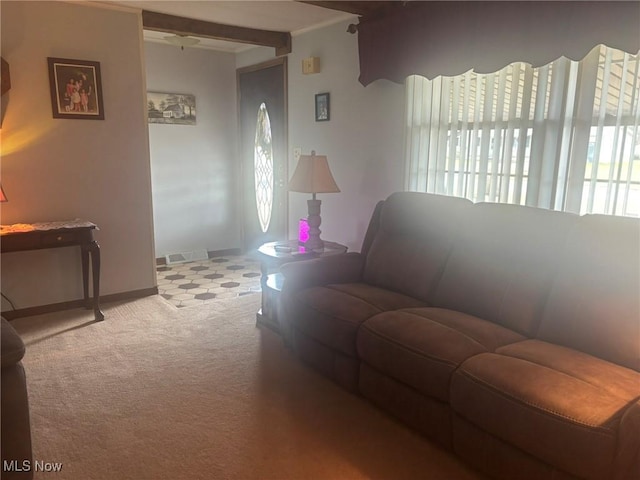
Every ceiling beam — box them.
[142,10,291,56]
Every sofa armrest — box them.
[1,317,33,480]
[280,252,365,293]
[279,252,365,348]
[1,318,25,369]
[615,398,640,480]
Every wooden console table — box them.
[0,220,104,321]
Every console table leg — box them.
[81,244,90,305]
[89,240,104,321]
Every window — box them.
[254,103,274,233]
[404,45,640,216]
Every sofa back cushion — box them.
[537,214,640,371]
[363,192,472,303]
[433,202,577,336]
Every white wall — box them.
[144,42,239,258]
[237,20,406,252]
[1,1,156,309]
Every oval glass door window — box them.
[254,103,274,233]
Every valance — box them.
[357,1,640,86]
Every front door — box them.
[237,58,287,251]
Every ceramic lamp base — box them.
[304,198,324,251]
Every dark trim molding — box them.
[2,287,159,321]
[156,248,243,266]
[299,1,402,17]
[142,10,292,56]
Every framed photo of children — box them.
[47,57,104,120]
[315,92,330,122]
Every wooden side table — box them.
[255,240,347,332]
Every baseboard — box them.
[2,287,159,320]
[155,248,243,266]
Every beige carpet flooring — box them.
[11,294,484,480]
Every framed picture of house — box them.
[315,92,330,122]
[147,91,196,125]
[47,57,104,120]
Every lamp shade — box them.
[0,184,6,202]
[288,151,340,194]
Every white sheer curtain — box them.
[404,45,640,217]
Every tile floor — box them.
[157,254,262,308]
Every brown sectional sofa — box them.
[280,192,640,480]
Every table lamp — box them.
[288,151,340,251]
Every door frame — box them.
[236,57,289,250]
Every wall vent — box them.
[165,249,209,265]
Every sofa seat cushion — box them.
[450,339,640,480]
[293,283,427,356]
[356,307,526,402]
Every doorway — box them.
[237,58,288,251]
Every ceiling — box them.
[106,1,360,53]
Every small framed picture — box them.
[315,92,330,122]
[47,57,104,120]
[147,91,197,125]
